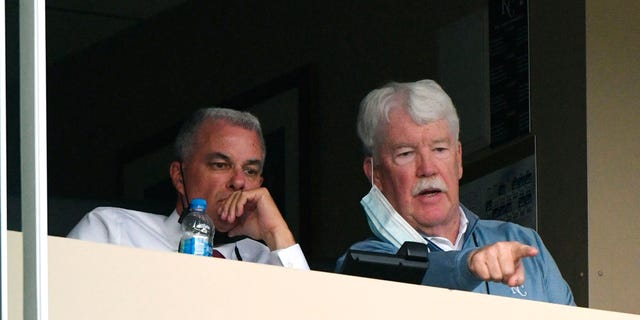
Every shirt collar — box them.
[164,209,182,248]
[423,206,468,251]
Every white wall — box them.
[586,0,640,314]
[9,232,637,320]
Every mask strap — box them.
[369,158,374,187]
[178,162,190,224]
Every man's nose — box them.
[416,151,437,177]
[227,167,246,191]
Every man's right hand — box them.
[467,241,539,287]
[218,187,296,251]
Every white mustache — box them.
[412,177,448,196]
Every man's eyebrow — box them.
[432,137,451,144]
[207,153,262,168]
[244,159,263,168]
[206,152,231,162]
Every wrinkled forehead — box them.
[194,120,265,159]
[373,110,455,158]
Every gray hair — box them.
[356,79,460,157]
[174,107,266,161]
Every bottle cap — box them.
[190,198,207,212]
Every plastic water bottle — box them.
[178,198,214,256]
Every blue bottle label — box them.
[179,236,212,256]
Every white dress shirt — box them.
[67,207,310,270]
[422,207,469,251]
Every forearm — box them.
[422,249,483,290]
[263,226,296,251]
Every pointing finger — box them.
[513,243,539,260]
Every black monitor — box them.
[341,241,429,284]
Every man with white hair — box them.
[336,80,574,305]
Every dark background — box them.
[4,0,588,306]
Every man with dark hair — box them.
[69,107,308,269]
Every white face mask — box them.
[361,159,427,250]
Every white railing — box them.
[18,1,49,320]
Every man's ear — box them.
[363,156,382,188]
[363,157,373,183]
[169,161,185,195]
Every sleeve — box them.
[422,248,483,290]
[66,208,120,244]
[271,243,310,270]
[532,231,576,305]
[334,254,347,272]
